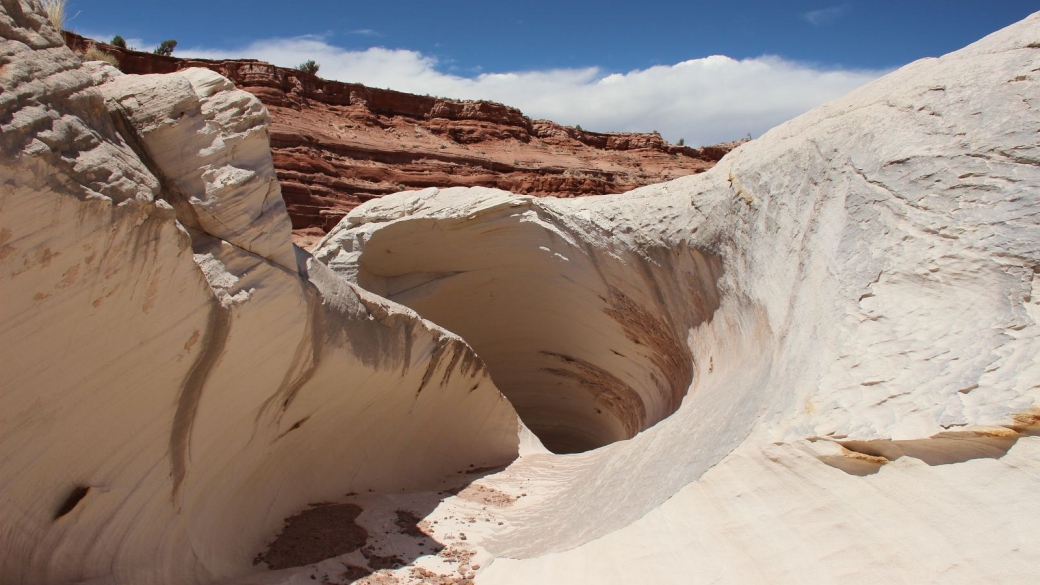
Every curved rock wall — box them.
[0,4,517,584]
[313,10,1040,577]
[317,191,723,453]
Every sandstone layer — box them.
[64,32,740,247]
[3,3,1040,585]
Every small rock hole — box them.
[54,485,90,520]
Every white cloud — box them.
[181,37,886,146]
[803,4,850,26]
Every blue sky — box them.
[70,1,1037,145]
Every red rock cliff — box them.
[66,33,743,247]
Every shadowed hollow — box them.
[354,204,722,453]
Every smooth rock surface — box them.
[313,11,1040,583]
[0,3,517,584]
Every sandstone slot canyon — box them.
[2,2,1040,584]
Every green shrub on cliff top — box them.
[154,39,177,56]
[297,60,320,75]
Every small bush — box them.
[40,0,67,31]
[297,60,320,75]
[83,44,118,67]
[677,138,685,146]
[154,39,177,56]
[575,124,583,132]
[111,35,126,48]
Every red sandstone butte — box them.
[66,33,744,248]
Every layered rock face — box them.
[3,3,1040,585]
[63,32,739,246]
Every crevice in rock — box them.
[274,416,311,441]
[839,431,1022,466]
[53,485,90,520]
[104,97,207,234]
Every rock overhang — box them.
[318,189,724,453]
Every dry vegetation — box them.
[82,43,118,67]
[40,0,67,31]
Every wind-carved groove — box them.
[353,210,721,454]
[839,431,1023,466]
[170,299,231,500]
[817,426,1034,476]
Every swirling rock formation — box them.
[0,4,516,584]
[316,11,1040,583]
[2,2,1039,584]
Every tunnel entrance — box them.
[354,207,722,453]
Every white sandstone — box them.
[314,11,1040,584]
[0,4,516,584]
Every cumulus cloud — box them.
[181,37,885,146]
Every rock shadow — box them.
[352,208,723,455]
[254,466,506,584]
